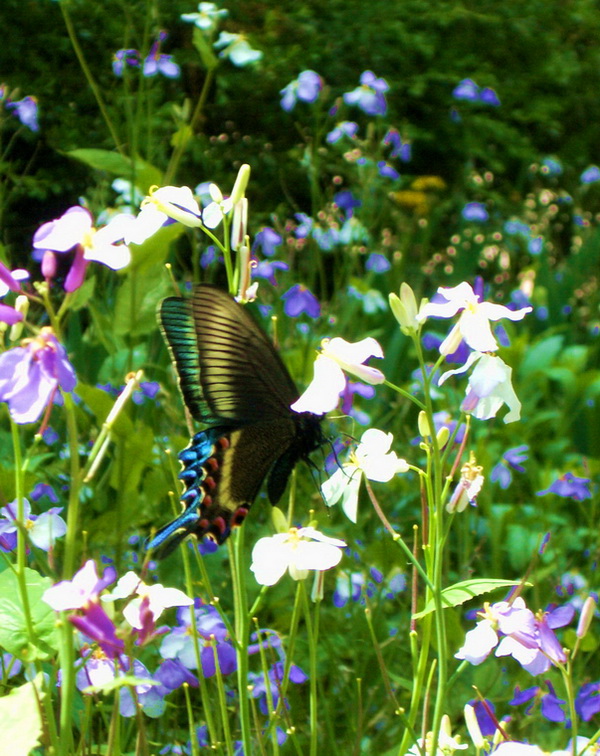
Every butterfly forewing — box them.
[149,284,324,557]
[191,285,299,422]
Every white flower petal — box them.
[250,535,291,586]
[291,355,346,414]
[293,541,343,572]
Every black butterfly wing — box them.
[149,285,323,557]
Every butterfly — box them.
[147,284,325,557]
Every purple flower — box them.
[490,445,529,489]
[580,165,600,184]
[280,70,323,111]
[537,473,592,501]
[452,78,500,106]
[334,190,361,218]
[252,259,289,286]
[0,328,77,424]
[343,71,389,116]
[576,681,600,721]
[30,483,59,503]
[365,253,391,274]
[0,498,66,551]
[383,128,411,161]
[112,49,141,76]
[6,95,39,132]
[281,284,320,318]
[452,78,479,101]
[377,161,400,180]
[143,32,180,79]
[252,227,283,258]
[294,212,313,238]
[479,87,501,106]
[462,202,489,222]
[160,601,237,677]
[70,601,125,658]
[249,661,307,715]
[326,121,358,144]
[467,698,497,737]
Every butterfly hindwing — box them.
[149,284,324,557]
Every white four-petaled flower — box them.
[321,429,408,522]
[250,526,346,586]
[440,352,522,423]
[101,571,193,629]
[417,281,531,353]
[291,337,385,415]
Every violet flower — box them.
[281,284,321,318]
[343,70,389,116]
[326,121,358,144]
[112,49,140,76]
[280,70,323,111]
[143,32,180,78]
[6,96,39,132]
[0,328,77,424]
[537,473,592,501]
[252,227,283,258]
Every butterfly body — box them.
[147,285,324,558]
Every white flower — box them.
[181,2,228,31]
[126,185,202,244]
[202,182,234,228]
[291,337,385,415]
[321,429,409,522]
[250,526,346,586]
[417,281,532,353]
[406,715,468,755]
[440,352,521,424]
[214,32,263,67]
[102,571,193,629]
[447,451,484,513]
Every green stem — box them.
[61,392,82,579]
[58,1,124,155]
[230,530,252,755]
[300,582,320,756]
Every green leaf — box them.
[193,27,219,70]
[68,275,96,312]
[519,334,564,378]
[76,383,134,437]
[128,221,184,273]
[64,149,163,194]
[412,579,524,619]
[0,568,57,660]
[113,266,171,336]
[0,674,45,755]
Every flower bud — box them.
[436,425,450,449]
[439,323,463,356]
[230,163,251,205]
[576,596,596,639]
[41,250,57,280]
[9,295,28,341]
[464,704,485,749]
[231,197,248,251]
[389,282,419,334]
[209,182,224,203]
[418,410,431,439]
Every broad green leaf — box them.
[113,265,171,336]
[412,579,524,619]
[68,275,96,312]
[0,674,45,755]
[519,334,564,378]
[128,221,184,273]
[193,27,219,70]
[64,149,162,194]
[76,383,134,437]
[0,569,57,660]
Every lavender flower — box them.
[6,96,39,132]
[326,121,358,144]
[252,227,283,257]
[0,328,77,424]
[537,473,592,501]
[280,70,323,111]
[343,71,389,116]
[143,32,180,78]
[0,498,66,551]
[281,284,320,318]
